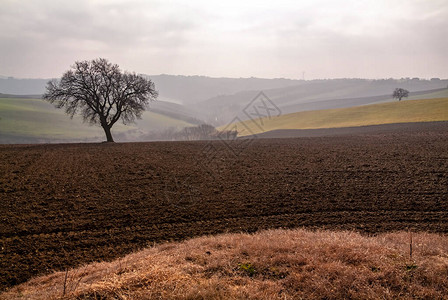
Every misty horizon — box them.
[1,74,447,82]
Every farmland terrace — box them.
[1,121,447,290]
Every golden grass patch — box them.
[2,229,448,299]
[228,97,448,136]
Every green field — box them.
[229,97,448,136]
[0,97,194,143]
[405,88,448,100]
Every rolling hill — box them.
[224,97,448,137]
[2,76,447,128]
[148,74,303,104]
[0,75,304,104]
[0,97,196,144]
[1,76,447,143]
[196,79,448,126]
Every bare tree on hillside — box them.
[43,58,158,142]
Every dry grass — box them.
[2,229,448,299]
[226,97,448,136]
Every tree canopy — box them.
[392,88,409,101]
[43,58,158,142]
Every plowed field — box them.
[1,122,447,291]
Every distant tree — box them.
[197,124,217,139]
[43,58,158,142]
[392,88,409,101]
[173,124,238,141]
[177,124,217,140]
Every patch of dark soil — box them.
[1,122,447,290]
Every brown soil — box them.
[1,122,447,291]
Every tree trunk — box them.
[102,125,114,142]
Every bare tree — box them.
[197,124,217,139]
[43,58,158,142]
[392,88,409,101]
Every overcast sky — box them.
[1,0,447,79]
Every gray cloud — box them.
[0,0,447,79]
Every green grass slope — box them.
[405,88,448,101]
[229,97,448,136]
[0,97,194,143]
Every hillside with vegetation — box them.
[226,97,448,137]
[0,97,195,143]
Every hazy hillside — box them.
[0,75,304,130]
[145,74,302,104]
[282,87,448,115]
[0,75,303,104]
[0,78,49,95]
[1,76,447,141]
[149,100,204,125]
[2,76,447,119]
[199,79,448,125]
[226,97,448,137]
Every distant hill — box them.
[224,97,448,137]
[0,75,303,104]
[147,74,303,104]
[0,75,305,129]
[149,100,204,125]
[0,93,43,99]
[199,79,448,126]
[2,75,447,108]
[0,78,49,95]
[281,88,448,116]
[1,75,447,141]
